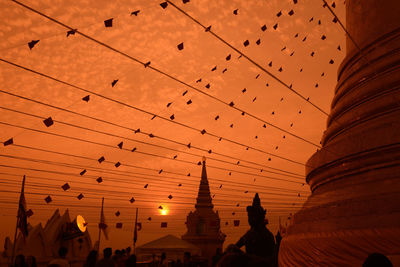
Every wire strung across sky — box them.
[166,0,379,152]
[0,205,295,231]
[0,212,291,232]
[0,155,306,200]
[161,3,349,162]
[0,182,302,213]
[0,106,305,179]
[0,104,305,177]
[0,209,286,230]
[0,167,311,210]
[165,0,330,117]
[319,0,384,97]
[0,120,305,184]
[0,197,301,215]
[0,144,305,194]
[0,59,315,168]
[0,186,304,220]
[0,158,306,197]
[320,0,360,54]
[0,178,307,208]
[0,155,309,194]
[0,173,308,203]
[0,163,308,205]
[7,0,323,149]
[0,90,304,177]
[0,209,281,227]
[0,161,308,197]
[0,177,306,205]
[0,1,158,53]
[0,181,307,207]
[0,163,308,199]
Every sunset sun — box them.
[159,205,169,215]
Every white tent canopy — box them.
[136,234,201,261]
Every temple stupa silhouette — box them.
[280,0,400,265]
[182,157,226,265]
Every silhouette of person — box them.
[159,252,167,267]
[84,250,98,267]
[216,245,250,267]
[26,255,37,267]
[14,254,26,267]
[119,249,128,267]
[48,247,70,267]
[236,193,276,266]
[112,250,120,263]
[125,254,136,267]
[96,248,114,267]
[183,252,194,267]
[175,259,183,267]
[363,253,393,267]
[113,250,125,267]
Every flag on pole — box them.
[17,176,28,239]
[133,208,138,244]
[99,204,109,240]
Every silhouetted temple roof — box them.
[195,158,214,209]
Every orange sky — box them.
[0,0,345,250]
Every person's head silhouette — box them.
[161,252,166,262]
[103,248,112,259]
[15,254,25,267]
[183,252,191,263]
[85,250,98,265]
[363,253,393,267]
[58,247,68,259]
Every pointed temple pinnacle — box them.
[253,193,261,207]
[195,157,214,209]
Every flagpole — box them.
[133,208,138,254]
[10,175,26,267]
[98,197,104,251]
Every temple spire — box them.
[195,157,213,209]
[182,157,225,264]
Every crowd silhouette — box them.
[8,192,394,267]
[10,243,394,267]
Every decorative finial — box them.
[246,193,266,227]
[202,156,206,162]
[253,193,261,207]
